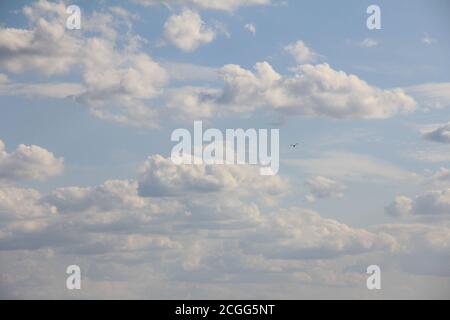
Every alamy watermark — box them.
[66,265,81,290]
[66,5,81,30]
[366,265,381,290]
[170,121,279,176]
[367,5,381,30]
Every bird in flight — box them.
[289,143,299,148]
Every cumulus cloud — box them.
[42,180,147,214]
[0,4,417,127]
[1,153,450,297]
[0,139,63,182]
[0,187,56,220]
[0,1,80,75]
[386,188,450,217]
[0,1,169,128]
[175,62,416,120]
[138,154,288,203]
[242,207,396,260]
[385,196,413,217]
[164,9,216,52]
[284,40,320,63]
[304,176,345,202]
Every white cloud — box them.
[164,9,216,52]
[244,23,256,35]
[0,139,63,182]
[0,1,169,128]
[42,180,147,214]
[212,62,416,119]
[138,154,289,204]
[304,176,346,202]
[241,207,397,260]
[0,187,56,220]
[284,40,320,63]
[0,1,80,75]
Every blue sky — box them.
[0,0,450,299]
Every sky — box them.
[0,0,450,299]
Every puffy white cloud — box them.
[423,122,450,144]
[0,1,80,75]
[178,62,416,120]
[0,139,63,182]
[138,154,288,203]
[133,0,271,11]
[284,40,320,63]
[304,176,345,202]
[0,187,56,220]
[164,9,216,52]
[241,207,397,260]
[1,162,450,297]
[42,180,147,214]
[0,1,169,128]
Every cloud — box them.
[1,157,449,297]
[375,223,450,276]
[304,176,346,202]
[0,139,63,182]
[0,187,56,220]
[385,196,413,217]
[189,62,416,119]
[284,40,320,63]
[0,1,80,75]
[244,23,256,35]
[386,188,450,217]
[138,154,289,203]
[133,0,271,11]
[359,38,378,48]
[404,82,450,110]
[421,35,436,45]
[285,151,416,182]
[164,9,216,52]
[0,1,169,128]
[42,180,147,214]
[241,207,397,260]
[0,81,85,99]
[423,123,450,144]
